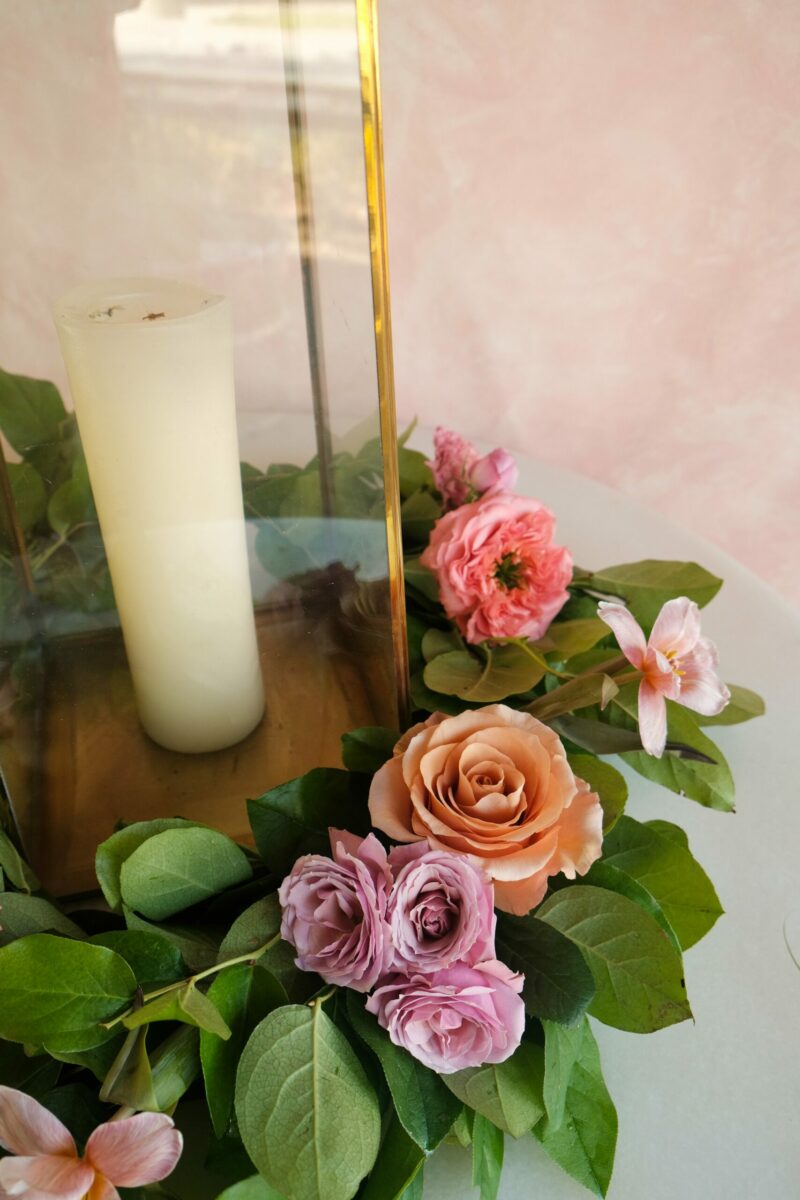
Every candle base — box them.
[139,690,265,755]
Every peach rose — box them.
[368,705,603,916]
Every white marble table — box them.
[419,450,800,1200]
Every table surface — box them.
[416,448,800,1200]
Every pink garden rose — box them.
[369,705,604,916]
[0,1086,182,1200]
[387,842,496,972]
[429,427,518,509]
[598,597,730,757]
[366,959,525,1074]
[278,830,393,992]
[420,492,572,644]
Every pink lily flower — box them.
[0,1086,182,1200]
[597,597,730,758]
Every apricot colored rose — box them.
[368,705,603,916]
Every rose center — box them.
[414,896,456,942]
[493,551,524,590]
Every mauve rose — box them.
[420,492,572,644]
[366,959,525,1073]
[429,428,519,510]
[369,705,604,916]
[387,843,495,972]
[278,829,393,992]
[469,447,518,495]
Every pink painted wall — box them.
[380,0,800,606]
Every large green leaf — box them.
[424,643,546,702]
[601,815,723,950]
[123,907,219,972]
[526,673,618,722]
[99,1025,157,1111]
[0,367,67,455]
[576,861,680,951]
[698,683,765,726]
[247,769,370,876]
[471,1113,504,1200]
[0,829,38,894]
[0,894,84,946]
[346,993,460,1153]
[541,1019,584,1129]
[215,1178,286,1200]
[120,827,252,920]
[566,754,627,832]
[538,618,611,661]
[534,1018,617,1196]
[360,1114,425,1200]
[495,913,595,1026]
[123,982,231,1039]
[217,895,308,1000]
[149,1025,201,1112]
[340,726,398,774]
[201,963,287,1138]
[95,818,202,911]
[444,1041,545,1138]
[401,489,441,544]
[236,1005,381,1200]
[538,886,691,1033]
[0,934,135,1051]
[90,930,186,990]
[585,560,722,628]
[47,459,95,535]
[7,462,47,533]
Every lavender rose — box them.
[278,829,393,992]
[387,843,495,972]
[366,960,525,1073]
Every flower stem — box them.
[308,986,337,1009]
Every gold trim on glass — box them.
[355,0,410,725]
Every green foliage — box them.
[566,754,627,832]
[360,1114,425,1200]
[443,1042,545,1138]
[6,462,47,534]
[218,895,307,1000]
[423,641,546,702]
[576,861,681,952]
[90,930,187,990]
[698,683,765,726]
[526,673,618,721]
[0,829,40,893]
[495,913,596,1025]
[538,618,611,661]
[541,1019,584,1129]
[100,1025,157,1111]
[123,982,231,1039]
[0,366,67,455]
[534,1019,617,1196]
[0,894,84,946]
[582,560,723,628]
[0,934,135,1051]
[215,1179,286,1200]
[538,886,691,1033]
[235,1005,381,1200]
[120,827,253,921]
[96,818,203,911]
[471,1113,504,1200]
[346,993,460,1153]
[340,726,398,774]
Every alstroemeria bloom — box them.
[598,597,730,758]
[0,1086,183,1200]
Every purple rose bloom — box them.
[366,959,525,1074]
[387,843,496,972]
[278,829,392,992]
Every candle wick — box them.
[143,312,166,321]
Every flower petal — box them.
[637,680,668,758]
[0,1154,93,1200]
[678,640,731,716]
[86,1176,121,1200]
[550,780,604,879]
[86,1114,183,1188]
[597,602,646,668]
[649,597,701,657]
[0,1087,76,1157]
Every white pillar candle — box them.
[53,277,264,753]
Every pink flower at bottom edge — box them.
[0,1086,183,1200]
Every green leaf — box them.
[611,689,735,811]
[217,895,307,1000]
[149,1025,201,1111]
[123,907,219,972]
[586,560,722,628]
[538,619,611,661]
[698,683,765,726]
[526,673,618,722]
[410,671,481,716]
[0,829,39,893]
[471,1113,504,1200]
[360,1114,425,1200]
[99,1025,157,1111]
[601,815,723,950]
[578,861,681,952]
[541,1018,584,1129]
[201,963,287,1138]
[397,446,434,497]
[534,1019,617,1196]
[566,754,627,832]
[341,726,398,774]
[0,1040,61,1098]
[96,818,202,911]
[444,1041,545,1138]
[495,913,596,1026]
[215,1178,286,1200]
[90,930,186,990]
[550,715,648,756]
[424,643,546,702]
[236,1005,381,1200]
[644,819,689,848]
[401,489,441,544]
[6,462,47,533]
[247,769,370,876]
[0,367,67,455]
[538,885,691,1033]
[0,934,135,1052]
[47,459,94,535]
[403,556,441,605]
[420,627,464,662]
[0,894,84,946]
[120,828,252,921]
[124,982,232,1039]
[346,992,460,1153]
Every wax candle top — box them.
[54,277,226,330]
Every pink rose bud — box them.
[387,843,496,972]
[278,829,393,992]
[420,492,573,644]
[366,959,525,1074]
[469,447,519,495]
[429,427,479,509]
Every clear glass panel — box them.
[0,0,402,895]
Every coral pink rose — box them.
[366,959,525,1073]
[368,705,603,916]
[420,492,572,643]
